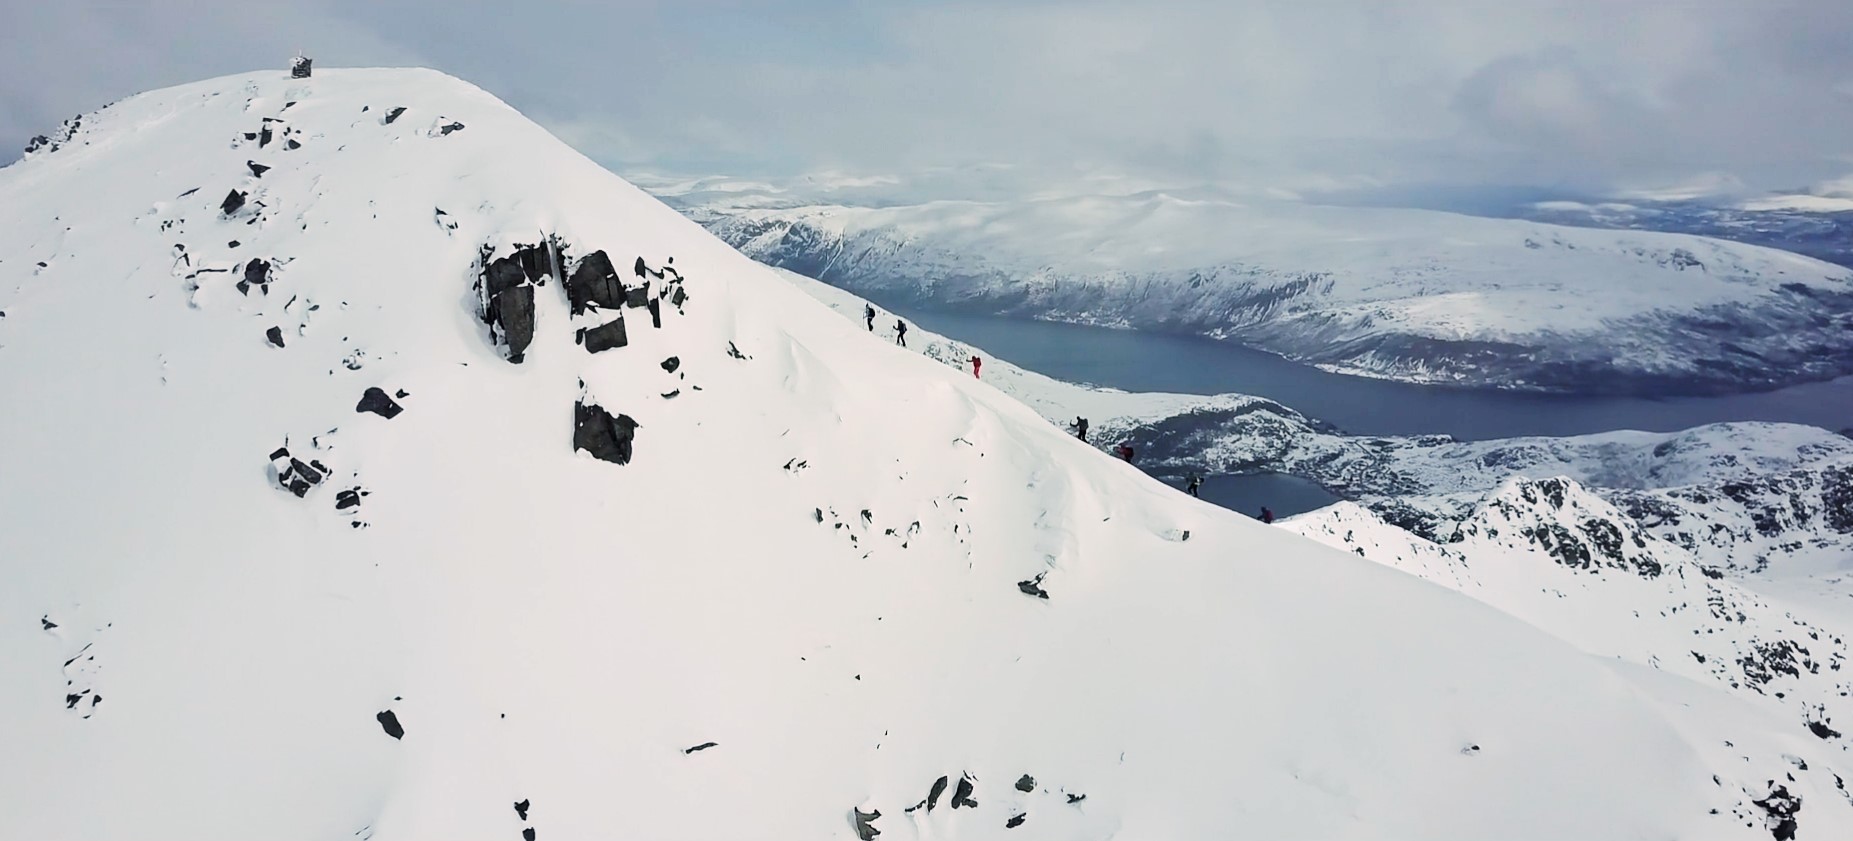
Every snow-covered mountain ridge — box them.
[11,67,1845,839]
[785,270,1853,586]
[667,185,1853,395]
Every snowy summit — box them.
[1,67,1847,840]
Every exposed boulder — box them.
[480,252,536,363]
[438,121,465,136]
[265,326,285,348]
[850,808,881,841]
[246,161,270,178]
[567,250,627,315]
[269,447,326,498]
[376,709,404,740]
[514,800,530,820]
[357,387,403,419]
[661,356,680,373]
[1018,573,1050,599]
[952,774,978,809]
[220,189,247,216]
[574,401,639,465]
[237,258,271,295]
[1015,774,1035,792]
[578,319,628,354]
[383,107,406,125]
[682,742,718,754]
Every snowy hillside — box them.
[4,67,1851,840]
[1287,478,1853,806]
[668,185,1853,395]
[785,270,1853,588]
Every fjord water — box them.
[889,306,1853,440]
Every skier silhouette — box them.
[864,304,876,331]
[895,319,908,347]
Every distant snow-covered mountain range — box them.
[650,177,1853,396]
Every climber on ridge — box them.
[971,355,982,378]
[1186,473,1203,498]
[1116,443,1135,463]
[1073,417,1089,443]
[895,318,909,347]
[1259,507,1275,524]
[864,303,876,331]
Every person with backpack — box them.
[971,355,982,378]
[1259,507,1275,524]
[1186,473,1203,498]
[895,318,908,347]
[864,304,876,331]
[1073,417,1089,443]
[1116,443,1135,463]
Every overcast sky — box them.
[5,0,1852,200]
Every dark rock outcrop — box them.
[928,775,949,811]
[661,356,680,374]
[1018,574,1050,599]
[265,326,285,348]
[357,387,403,419]
[952,774,978,809]
[578,319,628,354]
[383,107,406,125]
[574,401,639,465]
[1015,774,1035,792]
[1752,784,1801,840]
[567,251,627,315]
[237,258,271,295]
[1006,814,1027,829]
[438,121,465,136]
[682,742,718,754]
[514,800,530,820]
[247,161,270,178]
[376,709,404,740]
[480,253,536,363]
[220,190,247,216]
[270,447,326,498]
[851,808,881,841]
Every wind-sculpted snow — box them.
[682,190,1853,395]
[13,67,1849,840]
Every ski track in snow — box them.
[0,67,1849,840]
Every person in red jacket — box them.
[971,355,982,378]
[1116,443,1135,463]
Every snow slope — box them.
[1287,479,1853,811]
[672,185,1853,395]
[2,67,1850,840]
[788,268,1853,581]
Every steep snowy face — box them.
[3,68,1848,841]
[674,190,1853,395]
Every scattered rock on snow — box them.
[573,400,639,465]
[683,742,718,754]
[437,121,465,136]
[237,258,271,295]
[1018,573,1050,600]
[335,487,367,511]
[376,709,404,740]
[479,250,537,363]
[952,774,978,809]
[514,799,530,820]
[928,775,949,811]
[850,807,881,841]
[1006,813,1027,829]
[265,326,285,348]
[220,190,247,216]
[246,161,270,178]
[661,356,680,373]
[270,447,326,498]
[383,106,406,125]
[356,387,403,419]
[1015,774,1035,792]
[1752,784,1801,840]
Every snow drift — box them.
[1,67,1848,840]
